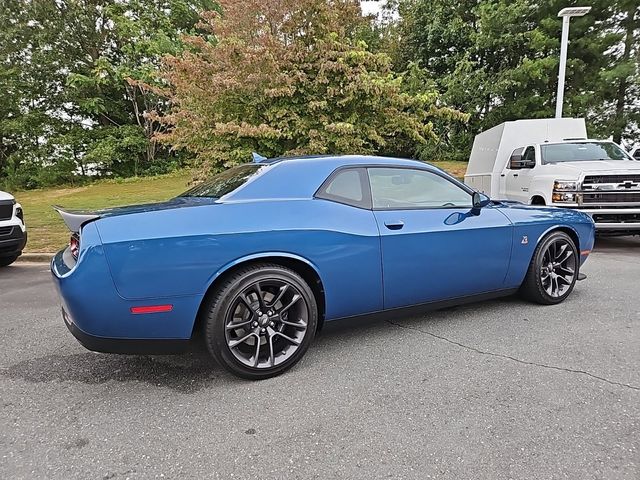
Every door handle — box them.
[513,173,519,177]
[384,220,404,230]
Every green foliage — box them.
[0,0,213,190]
[394,0,640,154]
[3,0,637,188]
[158,0,468,174]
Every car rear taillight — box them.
[69,233,80,260]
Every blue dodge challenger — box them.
[51,155,595,379]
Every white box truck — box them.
[464,118,640,235]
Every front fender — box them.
[497,205,595,287]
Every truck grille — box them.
[583,174,640,184]
[0,201,14,221]
[581,174,640,205]
[583,192,640,204]
[0,226,13,236]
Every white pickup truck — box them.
[0,190,27,267]
[464,118,640,235]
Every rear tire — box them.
[0,255,18,267]
[204,263,318,380]
[520,231,578,305]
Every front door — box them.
[505,146,536,203]
[368,167,514,309]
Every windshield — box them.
[541,142,632,163]
[180,164,264,198]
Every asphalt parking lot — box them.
[1,237,639,480]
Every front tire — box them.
[520,231,578,305]
[0,255,18,268]
[204,263,318,380]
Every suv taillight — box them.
[70,233,80,260]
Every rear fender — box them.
[204,251,324,292]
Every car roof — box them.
[260,154,427,168]
[222,154,448,202]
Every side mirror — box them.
[510,153,535,169]
[472,191,491,209]
[509,152,523,169]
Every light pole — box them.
[555,6,591,118]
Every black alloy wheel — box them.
[521,231,579,305]
[204,263,317,379]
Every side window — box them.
[316,168,370,208]
[522,146,536,162]
[368,168,471,209]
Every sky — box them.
[360,0,384,16]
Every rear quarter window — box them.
[315,168,371,208]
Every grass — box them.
[14,161,467,253]
[17,172,193,253]
[430,160,467,179]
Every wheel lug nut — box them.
[257,311,262,316]
[270,321,275,327]
[252,321,258,327]
[261,328,266,333]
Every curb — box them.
[18,253,55,263]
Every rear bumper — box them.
[0,227,26,258]
[62,307,189,354]
[51,232,202,349]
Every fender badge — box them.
[521,236,529,245]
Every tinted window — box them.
[368,168,471,209]
[180,164,264,198]
[316,168,368,207]
[325,170,363,201]
[541,142,632,163]
[522,146,535,162]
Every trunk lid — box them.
[53,196,216,233]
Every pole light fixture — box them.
[555,6,592,118]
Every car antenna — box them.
[252,152,268,163]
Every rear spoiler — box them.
[53,206,100,233]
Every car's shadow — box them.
[1,346,226,393]
[1,294,564,391]
[316,294,526,339]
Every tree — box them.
[394,0,640,156]
[0,0,214,189]
[156,0,468,173]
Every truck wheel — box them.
[0,255,18,267]
[520,231,578,305]
[203,263,318,380]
